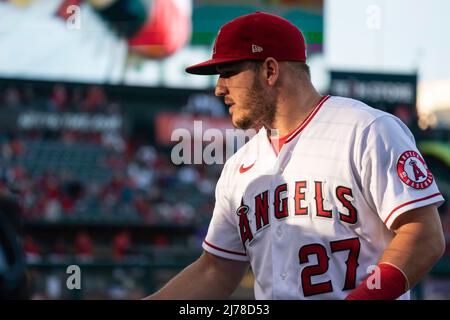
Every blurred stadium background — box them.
[0,0,449,300]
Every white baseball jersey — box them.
[203,95,444,300]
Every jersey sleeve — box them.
[202,166,249,261]
[359,115,445,229]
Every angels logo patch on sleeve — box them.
[396,150,433,189]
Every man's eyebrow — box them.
[216,65,235,73]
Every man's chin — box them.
[234,118,253,130]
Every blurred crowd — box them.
[0,82,220,266]
[1,83,117,114]
[0,132,217,224]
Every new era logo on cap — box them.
[252,44,263,53]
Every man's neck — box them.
[269,89,323,137]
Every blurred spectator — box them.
[3,87,21,110]
[22,84,37,109]
[183,93,225,117]
[82,86,107,113]
[127,159,154,190]
[60,179,84,215]
[100,174,126,209]
[23,235,41,263]
[153,234,169,248]
[104,153,126,170]
[172,202,195,224]
[49,238,69,262]
[49,84,68,112]
[61,130,78,144]
[134,190,156,223]
[102,130,126,153]
[112,230,132,261]
[74,232,94,261]
[136,145,157,165]
[177,165,199,185]
[70,86,84,111]
[8,134,25,159]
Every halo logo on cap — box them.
[212,29,221,55]
[396,150,433,189]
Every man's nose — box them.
[215,77,228,97]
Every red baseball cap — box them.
[185,11,307,75]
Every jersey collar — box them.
[285,95,330,143]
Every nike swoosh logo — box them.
[239,162,255,174]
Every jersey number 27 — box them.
[299,237,361,297]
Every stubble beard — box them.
[234,77,277,130]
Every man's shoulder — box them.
[323,96,414,145]
[326,96,390,118]
[324,96,395,127]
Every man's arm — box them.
[346,204,445,299]
[380,204,445,288]
[145,251,249,300]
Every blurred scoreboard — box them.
[330,71,417,117]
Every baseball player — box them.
[146,12,445,300]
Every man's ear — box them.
[262,57,279,87]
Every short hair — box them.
[285,61,311,80]
[248,60,311,81]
